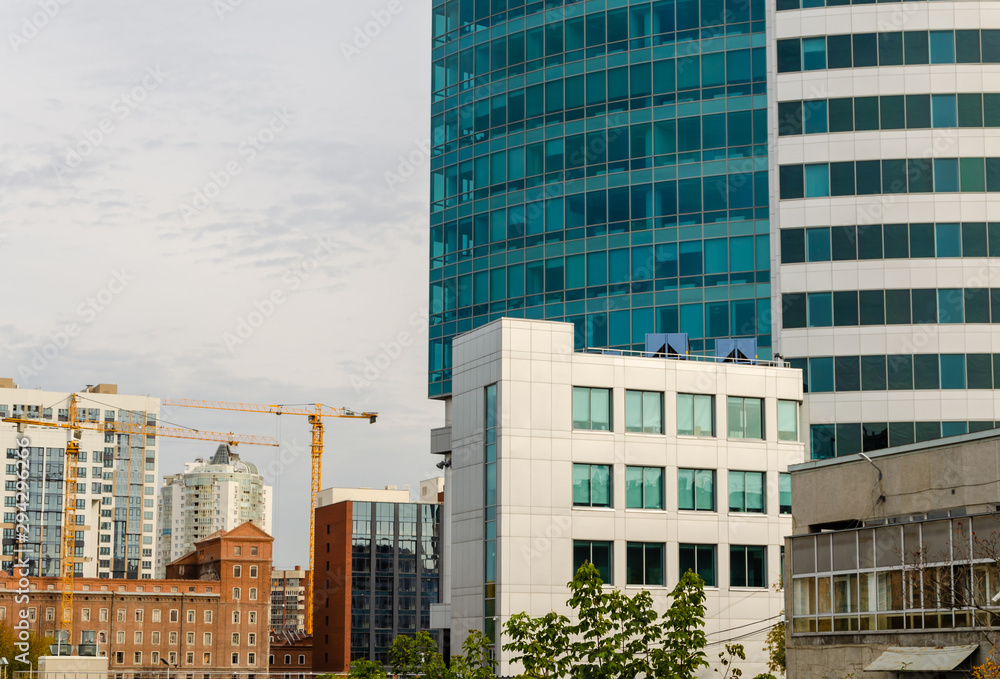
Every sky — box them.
[0,0,440,569]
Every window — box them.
[679,544,717,587]
[152,631,160,645]
[187,632,195,646]
[232,653,239,665]
[284,655,292,664]
[169,652,177,664]
[187,609,195,623]
[730,545,767,588]
[169,632,178,645]
[81,608,90,622]
[572,464,611,507]
[572,387,612,430]
[117,608,125,622]
[134,631,143,644]
[729,471,765,513]
[186,652,194,665]
[779,473,792,514]
[204,610,212,623]
[115,652,123,664]
[132,651,142,665]
[233,587,241,600]
[152,652,160,664]
[678,469,715,511]
[625,390,662,433]
[727,397,764,439]
[233,611,241,624]
[203,653,211,665]
[626,542,664,585]
[204,633,212,645]
[170,609,179,622]
[677,393,714,436]
[625,466,663,509]
[248,633,256,645]
[152,609,161,622]
[248,611,256,624]
[249,653,256,665]
[249,588,257,600]
[99,608,108,621]
[249,565,258,578]
[777,400,799,441]
[251,546,258,556]
[44,607,54,621]
[573,540,612,583]
[117,631,125,645]
[232,633,240,646]
[233,565,242,577]
[235,546,242,556]
[299,655,306,665]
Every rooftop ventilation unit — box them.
[645,333,688,359]
[715,338,758,364]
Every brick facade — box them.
[0,522,272,675]
[311,501,350,673]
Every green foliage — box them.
[763,619,785,677]
[450,630,497,679]
[389,632,448,679]
[752,674,778,679]
[715,643,746,679]
[503,562,710,679]
[0,623,47,671]
[348,658,388,679]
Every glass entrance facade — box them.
[428,0,772,397]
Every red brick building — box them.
[0,522,272,676]
[268,630,312,677]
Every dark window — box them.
[835,356,860,392]
[862,422,888,452]
[859,290,885,325]
[781,229,805,263]
[887,355,913,390]
[833,291,859,326]
[883,223,909,258]
[573,540,612,582]
[852,33,877,67]
[730,545,766,588]
[884,290,911,324]
[914,354,940,389]
[679,544,717,587]
[861,355,887,391]
[626,542,664,585]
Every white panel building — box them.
[430,319,805,676]
[0,380,160,579]
[156,445,272,576]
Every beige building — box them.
[786,430,1000,678]
[270,567,308,633]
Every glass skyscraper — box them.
[429,0,772,398]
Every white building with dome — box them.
[155,444,273,576]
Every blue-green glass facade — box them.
[428,0,772,397]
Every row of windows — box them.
[432,112,768,207]
[108,631,258,646]
[268,654,308,665]
[574,539,769,588]
[782,288,1000,329]
[780,222,1000,264]
[811,420,998,459]
[431,238,770,312]
[573,464,793,513]
[71,607,248,624]
[113,651,255,666]
[788,354,1000,393]
[779,158,1000,199]
[572,387,798,440]
[431,0,767,48]
[779,0,966,10]
[776,30,1000,74]
[779,93,1000,136]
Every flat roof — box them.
[790,427,1000,474]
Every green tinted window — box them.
[883,224,909,258]
[861,355,887,391]
[880,95,905,129]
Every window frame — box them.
[626,542,665,586]
[572,539,613,583]
[727,396,765,439]
[728,470,766,514]
[677,393,715,437]
[678,468,716,512]
[679,543,717,587]
[625,465,664,510]
[624,389,664,434]
[572,463,613,508]
[572,386,613,431]
[730,544,768,589]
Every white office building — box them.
[430,318,805,676]
[0,380,160,579]
[772,1,1000,459]
[156,444,272,576]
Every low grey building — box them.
[786,430,1000,678]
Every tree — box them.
[389,632,448,679]
[762,581,785,677]
[449,630,496,679]
[0,623,47,673]
[503,562,709,679]
[348,658,388,679]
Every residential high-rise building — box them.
[431,318,804,676]
[270,566,308,633]
[156,445,272,576]
[428,0,771,400]
[772,8,1000,460]
[0,381,159,579]
[312,487,441,673]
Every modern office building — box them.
[772,5,1000,459]
[312,487,442,673]
[0,522,272,675]
[428,0,772,400]
[0,381,160,579]
[785,430,1000,677]
[156,445,273,576]
[430,318,804,676]
[270,566,309,633]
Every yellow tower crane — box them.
[160,399,378,634]
[3,394,280,640]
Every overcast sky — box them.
[1,0,439,569]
